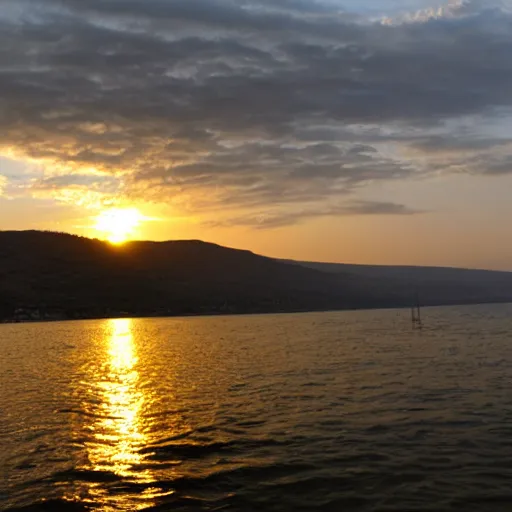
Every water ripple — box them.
[2,305,512,511]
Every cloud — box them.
[1,0,512,225]
[399,129,512,176]
[0,175,7,197]
[382,0,471,24]
[207,200,423,229]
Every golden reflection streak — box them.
[80,319,170,510]
[93,319,145,476]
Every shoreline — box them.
[2,299,511,326]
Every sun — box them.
[94,208,145,244]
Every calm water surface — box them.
[2,304,512,511]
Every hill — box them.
[285,260,512,308]
[0,231,372,321]
[1,230,511,321]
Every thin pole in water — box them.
[412,292,423,329]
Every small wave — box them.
[51,468,122,484]
[56,408,121,421]
[3,499,89,512]
[142,440,236,460]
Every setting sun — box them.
[94,208,145,244]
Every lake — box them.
[2,304,512,511]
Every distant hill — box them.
[0,230,511,321]
[284,260,512,308]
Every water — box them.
[2,304,512,511]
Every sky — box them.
[1,0,512,269]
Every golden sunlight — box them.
[94,207,144,244]
[79,318,158,510]
[89,318,146,477]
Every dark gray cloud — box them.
[1,0,512,225]
[409,135,512,154]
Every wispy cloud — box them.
[207,200,424,229]
[0,175,7,197]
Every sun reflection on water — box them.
[79,318,167,510]
[92,318,145,476]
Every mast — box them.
[412,291,422,328]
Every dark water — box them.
[2,304,512,511]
